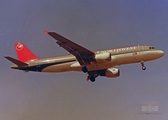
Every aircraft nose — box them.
[157,50,164,57]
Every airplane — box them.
[5,31,164,82]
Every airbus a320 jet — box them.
[5,31,164,82]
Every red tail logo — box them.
[15,42,39,62]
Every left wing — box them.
[47,31,95,65]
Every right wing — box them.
[47,31,95,65]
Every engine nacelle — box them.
[95,52,111,62]
[105,68,120,78]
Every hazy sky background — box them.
[1,0,168,120]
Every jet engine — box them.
[95,52,111,62]
[105,68,120,78]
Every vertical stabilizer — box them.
[15,42,38,62]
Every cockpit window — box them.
[149,47,155,49]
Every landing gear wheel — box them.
[141,61,146,70]
[82,66,88,73]
[90,76,95,82]
[142,66,146,70]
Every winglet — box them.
[44,30,49,34]
[4,56,28,67]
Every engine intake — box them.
[105,68,120,78]
[95,52,111,62]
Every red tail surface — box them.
[15,42,39,62]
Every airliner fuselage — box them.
[5,31,164,82]
[11,45,164,72]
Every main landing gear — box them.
[141,61,146,70]
[87,75,95,82]
[82,66,88,73]
[82,66,96,82]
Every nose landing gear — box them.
[141,61,146,70]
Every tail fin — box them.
[15,42,38,62]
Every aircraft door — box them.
[138,45,143,52]
[138,46,145,60]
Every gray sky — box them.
[1,0,168,120]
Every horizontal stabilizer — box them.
[4,56,28,66]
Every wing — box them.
[47,31,95,65]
